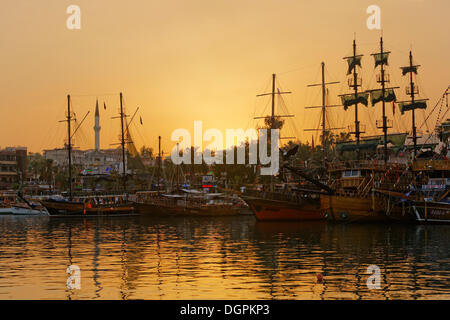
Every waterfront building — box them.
[0,146,27,190]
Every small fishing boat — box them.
[0,193,49,215]
[136,190,244,216]
[10,204,49,216]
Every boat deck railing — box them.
[243,188,319,202]
[412,159,450,171]
[328,160,407,172]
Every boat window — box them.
[343,170,360,178]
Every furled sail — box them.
[401,65,418,76]
[373,52,390,68]
[399,100,427,115]
[345,55,362,75]
[341,92,369,110]
[369,88,396,105]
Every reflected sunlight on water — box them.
[0,215,449,299]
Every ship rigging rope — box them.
[276,80,300,140]
[364,68,379,135]
[246,75,270,129]
[38,99,66,152]
[251,75,273,130]
[337,54,356,138]
[434,88,449,128]
[324,65,345,132]
[416,87,449,154]
[418,85,449,129]
[278,95,297,140]
[414,74,431,134]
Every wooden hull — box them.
[41,200,135,216]
[321,194,410,223]
[242,196,324,221]
[40,200,84,215]
[137,202,240,217]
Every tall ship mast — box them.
[304,62,340,166]
[254,73,293,191]
[254,73,294,136]
[398,51,428,159]
[238,73,333,221]
[66,94,74,199]
[113,92,128,194]
[367,36,399,163]
[340,38,369,160]
[320,35,415,224]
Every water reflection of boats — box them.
[135,190,245,216]
[254,220,327,237]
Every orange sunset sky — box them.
[0,0,448,154]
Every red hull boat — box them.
[242,195,324,221]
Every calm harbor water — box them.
[0,215,449,300]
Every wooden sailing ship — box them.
[393,54,449,223]
[136,189,244,216]
[320,36,415,223]
[387,87,450,224]
[240,73,328,221]
[40,93,136,216]
[135,137,245,216]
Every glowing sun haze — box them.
[0,0,448,154]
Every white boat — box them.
[0,207,13,215]
[10,205,49,216]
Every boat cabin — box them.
[413,159,450,202]
[328,160,410,196]
[0,194,17,207]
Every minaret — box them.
[94,99,101,151]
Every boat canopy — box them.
[337,133,407,153]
